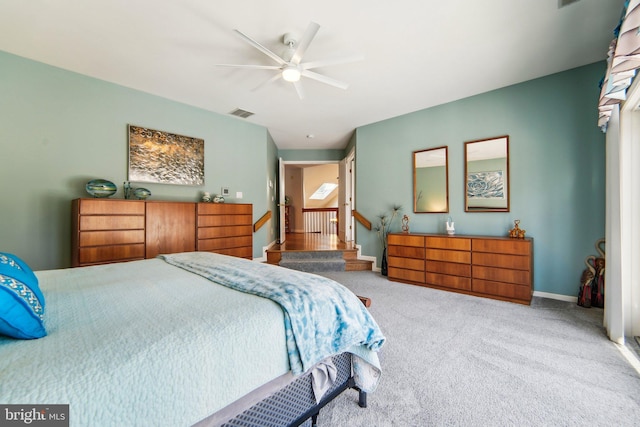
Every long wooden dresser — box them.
[71,198,253,267]
[387,233,533,304]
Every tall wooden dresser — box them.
[71,199,146,266]
[197,203,253,259]
[387,233,533,304]
[72,199,253,267]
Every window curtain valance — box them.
[599,0,640,132]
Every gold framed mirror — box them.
[413,146,449,213]
[464,135,509,212]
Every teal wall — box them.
[0,51,275,269]
[354,62,606,297]
[278,149,345,161]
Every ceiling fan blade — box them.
[233,29,287,65]
[291,22,320,65]
[301,70,349,90]
[301,54,365,70]
[293,81,306,100]
[252,73,282,92]
[215,64,281,70]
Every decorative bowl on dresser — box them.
[387,233,533,305]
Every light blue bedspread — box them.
[2,258,296,426]
[160,252,385,392]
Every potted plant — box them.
[373,204,402,276]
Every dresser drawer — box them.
[207,246,253,259]
[198,236,253,251]
[388,245,425,259]
[198,215,252,227]
[198,225,252,239]
[426,260,471,277]
[388,267,425,283]
[472,265,530,286]
[80,215,145,231]
[425,248,470,264]
[78,199,145,215]
[388,255,424,271]
[472,252,530,271]
[78,244,145,264]
[198,203,252,215]
[425,236,471,251]
[472,238,530,255]
[79,230,145,247]
[472,279,531,302]
[425,272,471,291]
[387,234,425,247]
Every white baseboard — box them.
[532,290,577,303]
[356,245,379,270]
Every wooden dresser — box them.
[197,203,253,259]
[387,233,533,304]
[72,198,253,267]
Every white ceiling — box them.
[0,0,624,150]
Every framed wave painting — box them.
[128,125,204,186]
[467,170,504,200]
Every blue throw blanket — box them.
[160,252,385,391]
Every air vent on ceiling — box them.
[558,0,580,8]
[229,108,254,119]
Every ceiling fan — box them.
[216,22,363,99]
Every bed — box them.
[0,251,385,426]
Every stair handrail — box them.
[352,210,372,230]
[254,210,272,232]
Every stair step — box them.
[265,247,372,272]
[346,259,374,271]
[280,250,343,261]
[279,259,345,273]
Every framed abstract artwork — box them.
[128,125,204,186]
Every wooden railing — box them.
[253,210,272,232]
[352,210,371,230]
[302,208,338,234]
[255,208,372,234]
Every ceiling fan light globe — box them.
[282,66,301,82]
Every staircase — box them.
[279,251,345,273]
[266,248,372,272]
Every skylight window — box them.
[309,183,338,200]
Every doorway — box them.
[279,159,353,249]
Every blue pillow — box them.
[0,252,46,339]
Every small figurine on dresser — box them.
[446,216,455,235]
[401,215,410,233]
[123,181,132,200]
[508,220,526,239]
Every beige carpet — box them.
[315,271,640,427]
